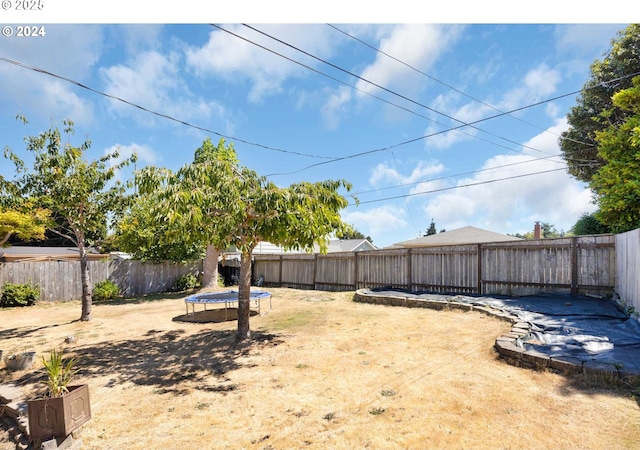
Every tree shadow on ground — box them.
[0,321,79,342]
[93,291,191,306]
[11,329,284,396]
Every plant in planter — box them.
[27,349,91,443]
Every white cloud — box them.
[104,143,160,166]
[101,50,225,126]
[320,86,352,129]
[425,63,562,150]
[0,25,103,125]
[421,121,594,235]
[186,24,338,103]
[343,204,408,242]
[355,24,464,98]
[103,143,160,183]
[319,24,463,129]
[554,24,622,57]
[370,160,445,187]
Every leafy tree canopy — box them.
[590,76,640,232]
[560,24,640,182]
[0,205,49,246]
[4,116,136,320]
[569,212,613,236]
[424,219,437,236]
[335,224,373,244]
[133,137,352,341]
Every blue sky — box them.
[0,10,630,248]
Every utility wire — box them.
[350,167,568,206]
[215,23,560,166]
[0,56,333,160]
[354,153,566,196]
[327,23,594,148]
[265,89,591,177]
[240,24,561,159]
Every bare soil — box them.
[1,288,640,449]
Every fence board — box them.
[0,259,201,302]
[0,233,624,302]
[247,235,616,297]
[616,229,640,315]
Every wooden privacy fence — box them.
[0,259,202,302]
[615,228,640,313]
[253,235,616,297]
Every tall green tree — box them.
[115,137,234,287]
[570,212,612,236]
[560,24,640,182]
[424,219,437,236]
[335,224,373,244]
[136,137,352,341]
[590,76,640,232]
[4,117,136,321]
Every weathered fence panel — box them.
[252,255,283,287]
[1,232,625,302]
[250,235,617,297]
[616,229,640,315]
[315,252,355,291]
[482,239,574,296]
[280,254,316,289]
[356,249,409,289]
[410,245,478,294]
[0,259,201,302]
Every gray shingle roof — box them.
[393,226,522,248]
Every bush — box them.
[175,273,199,291]
[93,279,120,302]
[0,282,39,307]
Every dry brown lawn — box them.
[1,288,640,449]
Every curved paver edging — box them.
[353,289,640,377]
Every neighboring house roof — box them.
[227,239,377,256]
[319,239,377,253]
[0,246,108,262]
[252,242,306,254]
[393,226,522,248]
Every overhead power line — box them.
[0,56,333,160]
[350,167,568,206]
[326,23,594,149]
[353,153,566,196]
[239,24,560,159]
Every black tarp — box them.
[367,288,640,373]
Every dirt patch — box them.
[1,288,639,449]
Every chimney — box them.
[534,222,541,239]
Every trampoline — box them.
[185,290,272,320]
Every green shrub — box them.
[0,282,39,307]
[93,279,120,302]
[175,273,199,291]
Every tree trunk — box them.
[77,236,92,321]
[235,250,253,342]
[202,244,221,289]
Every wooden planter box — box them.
[27,384,91,441]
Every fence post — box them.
[477,244,483,295]
[312,253,318,290]
[571,237,579,296]
[278,254,283,287]
[406,248,412,291]
[354,251,359,290]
